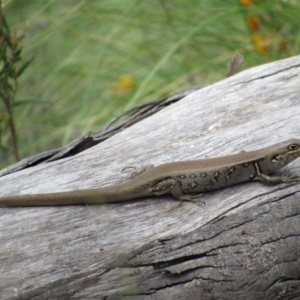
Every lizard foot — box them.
[178,194,206,207]
[280,174,300,183]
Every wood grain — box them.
[0,55,300,299]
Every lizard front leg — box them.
[256,173,299,184]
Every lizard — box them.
[0,138,299,207]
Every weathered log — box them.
[0,55,300,300]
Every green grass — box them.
[1,0,300,168]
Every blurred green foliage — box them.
[1,0,299,168]
[0,8,33,162]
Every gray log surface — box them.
[0,55,300,300]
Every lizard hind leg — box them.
[122,164,155,178]
[152,179,206,206]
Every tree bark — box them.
[0,55,300,300]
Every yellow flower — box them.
[110,75,135,94]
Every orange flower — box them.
[247,15,260,31]
[240,0,254,7]
[253,33,268,54]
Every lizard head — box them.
[261,139,300,174]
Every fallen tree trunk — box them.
[0,55,300,300]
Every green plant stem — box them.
[0,89,19,161]
[0,0,20,161]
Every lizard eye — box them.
[288,144,299,151]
